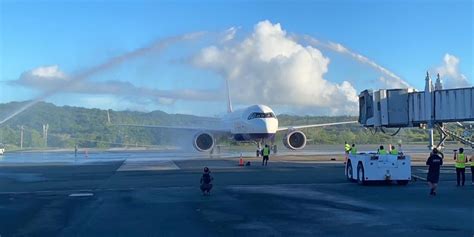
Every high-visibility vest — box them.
[455,153,466,168]
[378,149,388,155]
[263,147,270,156]
[344,144,351,152]
[350,147,357,155]
[390,149,398,155]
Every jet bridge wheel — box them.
[346,161,354,182]
[357,163,366,185]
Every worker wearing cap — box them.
[350,144,357,155]
[390,145,398,155]
[454,148,466,187]
[378,145,388,155]
[200,167,214,195]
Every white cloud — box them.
[192,20,358,115]
[17,65,70,89]
[29,65,67,79]
[14,65,221,106]
[435,53,471,88]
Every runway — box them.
[0,151,472,236]
[0,144,465,164]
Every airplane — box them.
[108,80,358,153]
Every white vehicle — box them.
[110,81,357,152]
[0,144,5,155]
[345,153,411,185]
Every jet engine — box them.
[193,132,215,152]
[283,130,306,150]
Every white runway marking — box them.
[117,159,180,171]
[411,174,427,181]
[69,193,94,197]
[416,168,472,174]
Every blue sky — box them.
[0,0,472,116]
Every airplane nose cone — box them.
[254,119,277,133]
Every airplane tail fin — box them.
[226,79,233,113]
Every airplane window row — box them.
[248,112,275,120]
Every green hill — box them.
[0,101,434,149]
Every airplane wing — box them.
[106,110,230,133]
[109,123,231,133]
[277,121,359,131]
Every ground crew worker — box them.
[344,142,351,164]
[426,148,443,196]
[350,144,357,155]
[200,167,214,196]
[390,145,398,155]
[344,142,351,155]
[454,148,466,186]
[470,154,474,185]
[397,143,404,155]
[262,144,270,166]
[378,145,388,155]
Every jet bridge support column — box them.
[428,129,434,150]
[425,72,435,151]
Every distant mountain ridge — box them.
[0,101,430,149]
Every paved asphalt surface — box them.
[0,156,472,237]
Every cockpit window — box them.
[247,112,275,120]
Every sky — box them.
[0,0,472,117]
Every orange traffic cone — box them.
[239,153,244,166]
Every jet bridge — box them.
[359,72,473,148]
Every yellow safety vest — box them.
[344,144,351,152]
[263,147,270,156]
[390,149,398,155]
[378,149,388,155]
[455,153,466,168]
[350,147,357,155]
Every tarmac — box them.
[0,153,472,237]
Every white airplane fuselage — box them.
[222,104,278,141]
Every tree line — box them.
[0,101,453,150]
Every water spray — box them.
[298,34,410,87]
[0,32,206,125]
